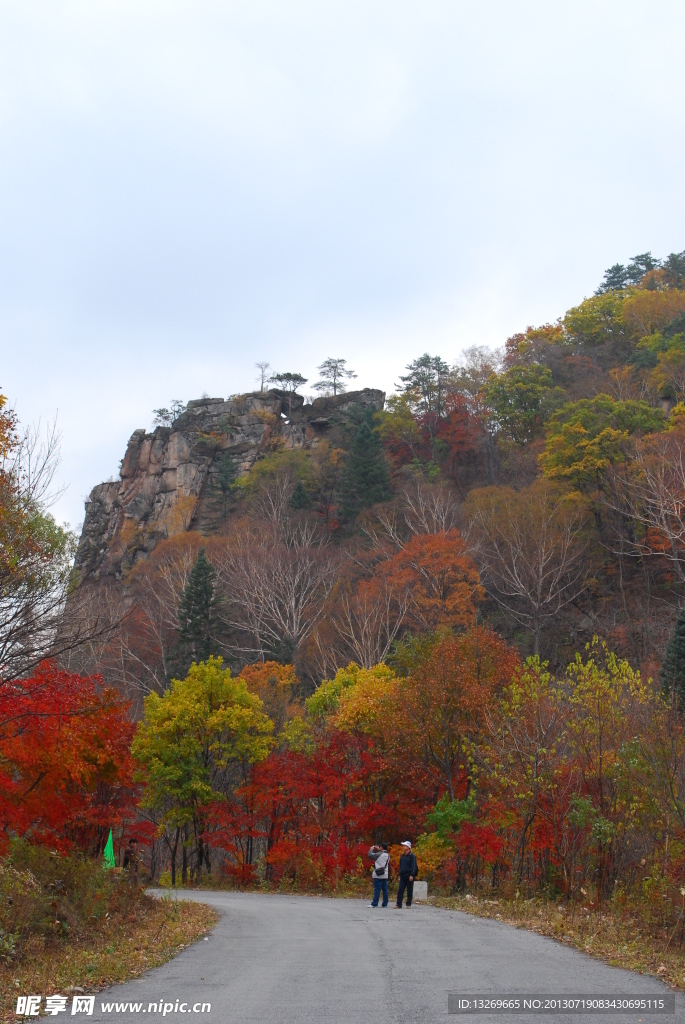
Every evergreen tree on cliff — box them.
[173,549,219,675]
[209,452,238,525]
[660,607,685,707]
[289,479,312,510]
[340,408,392,520]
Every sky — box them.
[2,0,685,530]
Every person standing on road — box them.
[394,841,418,908]
[368,843,390,907]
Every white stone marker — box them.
[412,880,428,901]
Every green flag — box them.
[103,828,116,869]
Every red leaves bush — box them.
[0,662,135,853]
[454,823,503,865]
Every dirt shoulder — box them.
[0,894,218,1023]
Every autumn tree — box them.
[255,734,390,885]
[622,288,685,340]
[397,627,519,800]
[330,663,399,739]
[563,292,626,351]
[368,478,460,551]
[132,657,273,883]
[202,663,401,886]
[0,662,134,853]
[484,363,560,445]
[94,533,206,699]
[308,663,422,841]
[205,661,303,877]
[376,394,423,468]
[483,657,564,880]
[465,481,592,656]
[322,574,411,669]
[213,514,337,665]
[379,529,483,632]
[540,395,665,489]
[452,346,501,418]
[564,640,652,898]
[619,426,685,581]
[238,661,301,735]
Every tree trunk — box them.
[182,824,189,884]
[170,828,180,887]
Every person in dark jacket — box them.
[394,840,418,908]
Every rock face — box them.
[73,389,385,583]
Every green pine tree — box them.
[660,607,685,706]
[339,408,392,520]
[175,549,218,672]
[289,479,312,510]
[209,452,238,525]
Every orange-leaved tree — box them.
[238,661,301,734]
[377,529,484,631]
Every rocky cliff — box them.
[73,388,385,584]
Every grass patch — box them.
[431,892,685,990]
[0,843,217,1023]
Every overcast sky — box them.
[2,0,685,529]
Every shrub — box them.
[0,840,142,964]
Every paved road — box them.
[89,891,680,1024]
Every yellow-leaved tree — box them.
[132,657,273,884]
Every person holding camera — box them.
[368,843,390,907]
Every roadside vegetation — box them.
[0,843,217,1022]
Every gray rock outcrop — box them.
[73,389,385,583]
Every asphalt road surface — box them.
[88,891,681,1024]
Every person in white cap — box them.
[394,841,418,908]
